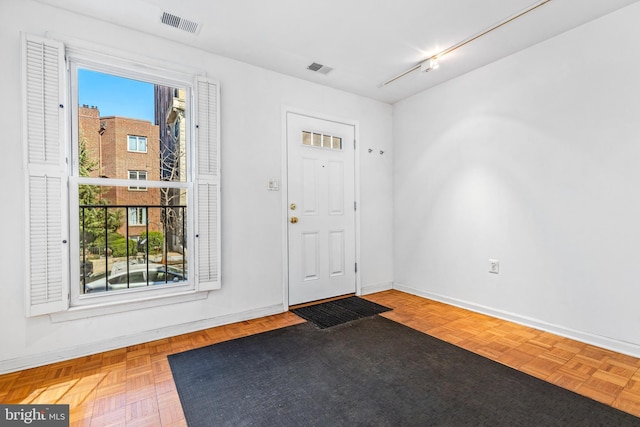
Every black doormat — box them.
[290,296,392,328]
[168,316,640,427]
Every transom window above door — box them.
[302,131,342,151]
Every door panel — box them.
[329,230,345,276]
[302,232,320,281]
[328,161,344,215]
[302,157,319,215]
[287,113,355,305]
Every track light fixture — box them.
[421,58,440,73]
[381,0,553,86]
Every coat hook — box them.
[379,150,384,155]
[368,148,373,153]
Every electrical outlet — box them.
[489,259,499,274]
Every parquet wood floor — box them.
[1,290,638,426]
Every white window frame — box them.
[128,170,147,191]
[22,33,221,318]
[127,135,147,153]
[128,207,147,226]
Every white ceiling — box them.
[34,0,639,104]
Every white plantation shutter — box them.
[194,77,221,290]
[23,34,69,316]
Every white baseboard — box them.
[393,282,640,359]
[0,304,285,375]
[360,281,393,295]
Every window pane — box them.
[302,131,311,146]
[79,185,188,294]
[78,69,190,295]
[157,87,188,183]
[322,134,331,148]
[77,69,188,182]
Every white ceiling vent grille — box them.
[307,62,333,75]
[161,12,200,34]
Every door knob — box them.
[290,216,298,224]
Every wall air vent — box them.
[307,62,333,75]
[161,12,200,34]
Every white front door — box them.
[287,112,356,305]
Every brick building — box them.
[78,105,161,238]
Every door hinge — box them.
[354,201,357,211]
[354,139,356,150]
[355,262,358,273]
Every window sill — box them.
[49,290,209,323]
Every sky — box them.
[78,69,155,123]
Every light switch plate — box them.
[268,178,279,191]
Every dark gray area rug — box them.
[291,296,392,328]
[168,316,640,427]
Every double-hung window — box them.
[23,33,221,316]
[128,170,147,191]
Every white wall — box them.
[393,3,640,357]
[0,0,393,372]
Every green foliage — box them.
[139,231,165,254]
[78,130,97,178]
[92,232,137,257]
[78,184,100,206]
[80,205,124,242]
[111,239,137,258]
[78,131,123,244]
[92,231,117,248]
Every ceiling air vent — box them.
[161,12,200,34]
[307,62,333,75]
